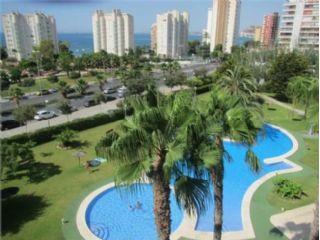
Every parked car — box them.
[1,119,22,131]
[36,89,50,96]
[105,96,117,101]
[34,110,56,120]
[48,88,57,93]
[103,88,117,94]
[83,99,98,108]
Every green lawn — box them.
[1,92,318,240]
[1,72,112,97]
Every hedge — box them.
[2,108,132,146]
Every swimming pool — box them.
[83,125,297,239]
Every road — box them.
[1,63,217,138]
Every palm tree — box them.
[75,78,88,96]
[185,87,263,240]
[9,86,24,106]
[218,66,258,106]
[287,76,318,119]
[57,80,70,99]
[96,89,209,240]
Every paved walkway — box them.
[259,94,305,116]
[270,204,316,240]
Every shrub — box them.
[69,71,81,79]
[56,128,77,148]
[89,70,98,76]
[18,78,35,87]
[47,75,59,83]
[57,100,73,114]
[273,178,305,199]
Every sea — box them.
[1,32,249,56]
[58,33,201,56]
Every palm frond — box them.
[245,148,260,173]
[174,176,210,216]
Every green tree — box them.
[188,40,201,55]
[57,100,73,115]
[185,87,262,240]
[12,105,36,132]
[218,66,258,106]
[75,78,89,96]
[93,92,106,104]
[56,129,77,148]
[9,86,24,106]
[1,71,10,90]
[287,76,318,119]
[1,143,19,177]
[58,51,73,77]
[267,51,309,100]
[96,89,209,240]
[1,47,8,60]
[57,80,71,99]
[10,68,22,83]
[33,40,56,71]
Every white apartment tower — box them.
[202,8,213,44]
[92,9,134,56]
[155,10,189,59]
[278,0,319,51]
[2,12,58,60]
[210,0,241,53]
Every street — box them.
[0,62,217,137]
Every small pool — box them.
[85,184,183,240]
[85,125,294,239]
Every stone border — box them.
[76,124,302,240]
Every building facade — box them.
[151,23,157,52]
[2,12,58,60]
[155,10,189,59]
[210,0,241,53]
[261,12,279,47]
[92,9,134,56]
[254,26,262,42]
[278,0,319,51]
[202,8,213,44]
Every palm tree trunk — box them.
[152,156,171,240]
[211,161,224,240]
[211,136,224,240]
[311,200,319,240]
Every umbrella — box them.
[72,151,86,167]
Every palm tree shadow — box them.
[5,162,61,183]
[1,194,49,235]
[269,221,312,240]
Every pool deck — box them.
[270,204,315,240]
[76,124,303,240]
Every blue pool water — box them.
[85,125,293,239]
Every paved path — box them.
[270,204,316,240]
[259,94,305,116]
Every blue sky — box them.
[0,0,286,33]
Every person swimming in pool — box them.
[129,205,135,211]
[136,201,142,209]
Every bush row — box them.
[2,108,132,146]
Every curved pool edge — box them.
[76,124,303,240]
[172,124,303,240]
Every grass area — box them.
[251,101,318,240]
[2,121,120,240]
[1,72,112,97]
[1,92,318,240]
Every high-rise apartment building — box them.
[278,0,319,51]
[151,23,157,52]
[92,9,134,56]
[210,0,241,53]
[2,12,58,61]
[155,10,189,58]
[202,8,213,44]
[254,26,262,42]
[261,12,279,47]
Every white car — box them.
[34,110,56,120]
